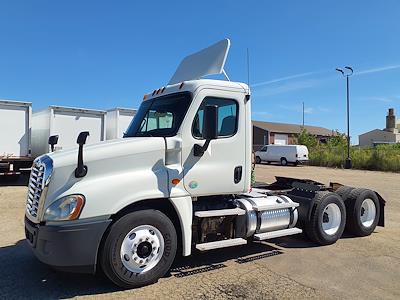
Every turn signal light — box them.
[171,178,180,185]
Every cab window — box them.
[193,97,238,139]
[124,92,191,137]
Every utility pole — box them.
[336,66,354,169]
[302,101,305,127]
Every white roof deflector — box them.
[168,38,231,85]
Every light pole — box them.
[336,66,353,169]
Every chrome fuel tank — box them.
[237,195,298,236]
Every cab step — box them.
[253,228,302,241]
[194,207,245,218]
[196,238,247,251]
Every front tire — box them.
[304,191,346,245]
[280,157,288,166]
[100,210,177,288]
[255,156,261,164]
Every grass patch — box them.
[299,129,400,172]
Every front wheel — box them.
[280,158,288,166]
[100,210,177,288]
[255,156,261,164]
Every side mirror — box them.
[194,105,218,157]
[202,105,218,140]
[77,131,90,145]
[48,135,59,152]
[75,131,90,178]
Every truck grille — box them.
[26,162,45,219]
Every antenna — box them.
[246,48,250,87]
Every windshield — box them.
[124,92,192,137]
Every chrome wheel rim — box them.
[360,198,376,228]
[322,203,341,235]
[120,225,164,274]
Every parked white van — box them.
[255,145,309,166]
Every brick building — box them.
[252,120,334,150]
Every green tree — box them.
[327,131,347,148]
[298,128,318,149]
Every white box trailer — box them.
[106,107,137,140]
[0,100,33,176]
[31,106,106,157]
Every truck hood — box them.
[44,137,167,199]
[39,136,172,220]
[46,137,165,168]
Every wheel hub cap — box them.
[322,203,341,235]
[120,225,164,274]
[137,241,152,258]
[360,198,376,228]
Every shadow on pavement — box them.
[0,233,358,298]
[170,242,280,274]
[0,239,284,299]
[268,234,319,248]
[0,240,119,299]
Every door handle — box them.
[234,166,242,184]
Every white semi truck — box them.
[24,39,385,288]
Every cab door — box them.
[180,88,246,196]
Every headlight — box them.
[44,195,85,221]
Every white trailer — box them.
[0,100,33,177]
[31,106,106,157]
[106,107,137,140]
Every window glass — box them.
[139,111,173,133]
[193,97,238,138]
[124,92,191,137]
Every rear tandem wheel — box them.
[304,191,346,245]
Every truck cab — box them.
[24,39,384,288]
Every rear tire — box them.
[255,156,261,164]
[335,186,355,201]
[100,210,177,288]
[345,188,380,236]
[305,191,346,245]
[280,158,288,166]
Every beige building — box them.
[359,108,400,147]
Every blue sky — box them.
[1,1,400,143]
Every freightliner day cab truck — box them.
[24,39,385,288]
